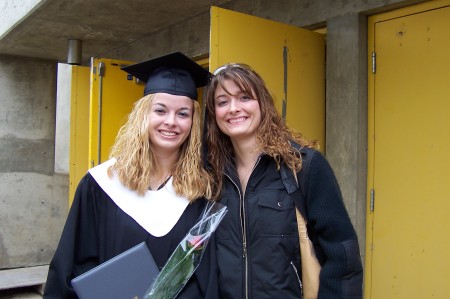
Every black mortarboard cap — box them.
[121,52,210,100]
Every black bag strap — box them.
[280,142,309,218]
[281,144,326,265]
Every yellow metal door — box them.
[366,1,450,298]
[89,58,143,167]
[210,7,325,148]
[69,65,90,203]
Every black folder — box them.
[71,242,159,299]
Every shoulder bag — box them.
[293,169,321,299]
[295,207,321,299]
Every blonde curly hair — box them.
[205,63,316,200]
[108,94,212,200]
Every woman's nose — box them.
[229,99,240,113]
[164,113,176,126]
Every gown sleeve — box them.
[43,174,100,299]
[195,232,219,299]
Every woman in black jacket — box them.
[204,63,363,298]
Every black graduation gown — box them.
[43,173,218,299]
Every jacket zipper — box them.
[225,156,261,299]
[225,173,248,298]
[290,261,303,296]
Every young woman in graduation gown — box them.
[44,53,218,299]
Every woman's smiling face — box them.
[214,79,261,142]
[148,93,193,155]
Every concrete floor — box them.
[0,287,42,299]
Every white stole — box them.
[88,159,189,237]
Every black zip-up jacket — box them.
[215,148,363,298]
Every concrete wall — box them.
[0,55,68,269]
[0,0,45,39]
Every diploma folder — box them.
[71,242,159,299]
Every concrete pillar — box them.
[325,13,368,260]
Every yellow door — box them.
[88,58,143,167]
[366,1,450,298]
[69,65,90,203]
[210,7,325,148]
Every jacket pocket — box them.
[257,193,297,236]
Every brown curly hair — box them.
[205,63,316,200]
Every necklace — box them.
[149,174,172,191]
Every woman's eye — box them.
[216,99,228,107]
[241,95,251,101]
[154,108,165,114]
[178,111,190,118]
